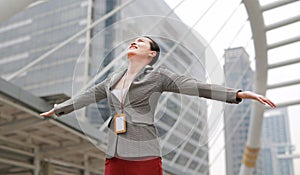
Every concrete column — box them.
[240,0,268,174]
[33,148,41,175]
[42,162,54,175]
[84,154,90,175]
[84,0,93,85]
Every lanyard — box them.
[120,72,127,113]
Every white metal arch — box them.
[241,0,300,174]
[240,0,268,174]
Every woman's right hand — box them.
[40,104,57,117]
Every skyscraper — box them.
[224,48,295,175]
[223,47,262,175]
[0,0,211,174]
[261,108,294,175]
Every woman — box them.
[41,36,276,175]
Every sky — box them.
[163,0,300,174]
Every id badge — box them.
[113,113,126,134]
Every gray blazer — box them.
[54,65,242,158]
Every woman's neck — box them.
[127,60,148,75]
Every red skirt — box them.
[104,157,163,175]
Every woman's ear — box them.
[149,51,157,58]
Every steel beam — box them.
[277,153,300,159]
[273,99,300,108]
[267,78,300,89]
[0,0,38,23]
[0,118,46,135]
[268,35,300,50]
[0,157,35,170]
[45,158,103,175]
[268,56,300,69]
[41,142,92,158]
[0,77,52,112]
[53,170,74,175]
[48,119,91,140]
[0,95,44,120]
[37,126,81,143]
[261,0,297,11]
[15,131,61,146]
[45,158,84,170]
[0,135,37,149]
[265,14,300,31]
[0,145,34,157]
[5,0,135,81]
[86,152,106,161]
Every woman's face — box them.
[127,37,153,58]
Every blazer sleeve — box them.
[54,79,108,116]
[160,68,242,104]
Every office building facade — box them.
[223,47,263,175]
[224,47,295,175]
[261,108,294,175]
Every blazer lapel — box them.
[110,65,153,89]
[108,65,154,105]
[133,65,154,81]
[109,69,127,90]
[123,65,154,105]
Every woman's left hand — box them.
[237,91,276,108]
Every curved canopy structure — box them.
[241,0,300,174]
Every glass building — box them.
[224,47,295,175]
[261,108,294,175]
[223,47,263,175]
[0,0,212,174]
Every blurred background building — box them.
[223,47,261,175]
[0,0,212,174]
[261,108,294,175]
[223,48,295,175]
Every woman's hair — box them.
[143,36,160,65]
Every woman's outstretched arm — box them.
[160,68,276,107]
[40,79,108,117]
